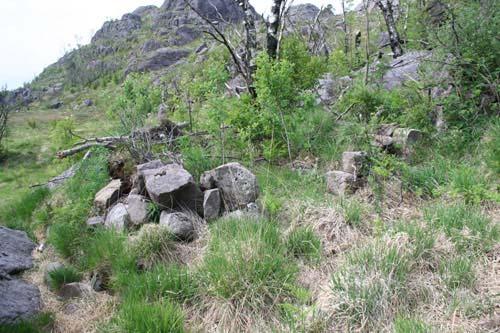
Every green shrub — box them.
[47,266,82,291]
[114,301,185,333]
[147,202,161,223]
[482,118,500,175]
[286,227,321,261]
[198,218,298,310]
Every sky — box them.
[0,0,354,90]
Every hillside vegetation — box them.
[0,0,498,332]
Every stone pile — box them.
[326,151,369,196]
[90,160,260,241]
[372,124,423,156]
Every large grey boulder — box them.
[342,151,369,178]
[317,74,352,107]
[0,279,41,324]
[135,159,165,194]
[105,203,131,231]
[201,163,259,212]
[203,189,221,221]
[86,216,105,228]
[326,171,359,196]
[382,51,432,90]
[159,212,195,241]
[94,179,122,213]
[0,227,36,274]
[125,194,149,226]
[145,164,203,213]
[392,128,423,146]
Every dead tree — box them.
[267,0,284,59]
[184,0,256,97]
[375,0,404,58]
[341,0,349,56]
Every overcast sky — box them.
[0,0,354,90]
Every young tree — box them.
[375,0,404,58]
[0,90,8,150]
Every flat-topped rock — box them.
[126,194,149,226]
[94,179,122,213]
[145,164,203,213]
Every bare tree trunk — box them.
[364,0,371,85]
[267,0,283,59]
[237,0,257,96]
[376,0,404,58]
[341,0,349,56]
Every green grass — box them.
[198,217,298,309]
[424,203,499,253]
[331,238,412,329]
[394,315,431,333]
[439,257,476,290]
[47,266,82,291]
[286,226,321,261]
[113,300,185,333]
[0,313,54,333]
[128,224,176,269]
[340,198,364,227]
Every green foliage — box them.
[286,227,321,261]
[177,137,218,180]
[482,118,500,175]
[50,117,76,149]
[198,218,298,309]
[328,49,350,77]
[47,266,82,291]
[340,198,364,227]
[0,313,54,333]
[108,74,161,133]
[147,202,161,223]
[128,224,176,269]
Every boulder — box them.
[317,74,352,107]
[0,227,36,274]
[86,216,105,228]
[145,164,203,213]
[49,100,63,109]
[159,211,195,241]
[382,51,432,90]
[342,151,369,178]
[105,203,131,231]
[94,179,122,213]
[326,171,359,196]
[134,159,165,193]
[125,194,149,226]
[0,279,41,324]
[83,99,93,107]
[392,128,423,146]
[58,282,93,300]
[203,189,221,221]
[127,47,190,73]
[202,163,259,212]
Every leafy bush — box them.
[47,266,82,291]
[286,227,321,261]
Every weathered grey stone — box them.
[342,152,369,178]
[372,135,394,149]
[105,203,131,231]
[92,13,142,43]
[134,159,165,193]
[317,74,352,107]
[49,100,63,109]
[204,163,259,212]
[127,48,190,73]
[159,211,195,241]
[392,128,422,146]
[200,170,215,191]
[0,227,36,275]
[0,279,41,324]
[145,164,203,213]
[59,283,93,300]
[94,179,122,213]
[326,171,359,196]
[224,202,261,220]
[83,99,93,107]
[86,216,105,228]
[203,189,221,221]
[383,51,432,90]
[126,194,149,226]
